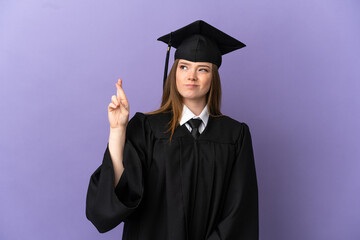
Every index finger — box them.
[116,78,128,103]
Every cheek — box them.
[176,70,187,89]
[176,70,184,82]
[175,77,183,96]
[203,76,212,91]
[175,76,181,90]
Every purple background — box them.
[1,0,359,239]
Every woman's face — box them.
[175,59,212,105]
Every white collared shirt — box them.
[179,104,209,134]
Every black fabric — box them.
[158,20,246,88]
[86,112,259,239]
[157,20,246,68]
[187,118,202,139]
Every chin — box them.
[182,96,206,103]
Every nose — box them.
[187,69,197,81]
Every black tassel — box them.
[163,33,172,89]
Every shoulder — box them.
[211,114,250,130]
[208,115,251,143]
[128,111,172,133]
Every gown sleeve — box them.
[85,113,152,233]
[207,123,259,240]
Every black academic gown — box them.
[86,112,258,240]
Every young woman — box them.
[86,20,259,240]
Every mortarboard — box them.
[158,20,246,87]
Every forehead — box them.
[178,59,212,67]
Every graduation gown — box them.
[86,112,258,240]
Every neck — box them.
[183,98,206,116]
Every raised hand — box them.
[108,78,130,129]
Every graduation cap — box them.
[158,20,246,87]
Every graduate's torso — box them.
[123,112,244,240]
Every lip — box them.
[185,84,198,87]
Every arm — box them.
[108,127,126,186]
[86,79,145,233]
[207,123,259,240]
[107,78,129,186]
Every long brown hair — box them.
[147,59,222,140]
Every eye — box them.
[179,65,188,70]
[199,68,209,72]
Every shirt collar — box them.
[180,104,209,127]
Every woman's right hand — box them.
[108,78,129,129]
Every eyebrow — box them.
[197,65,211,68]
[179,61,211,68]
